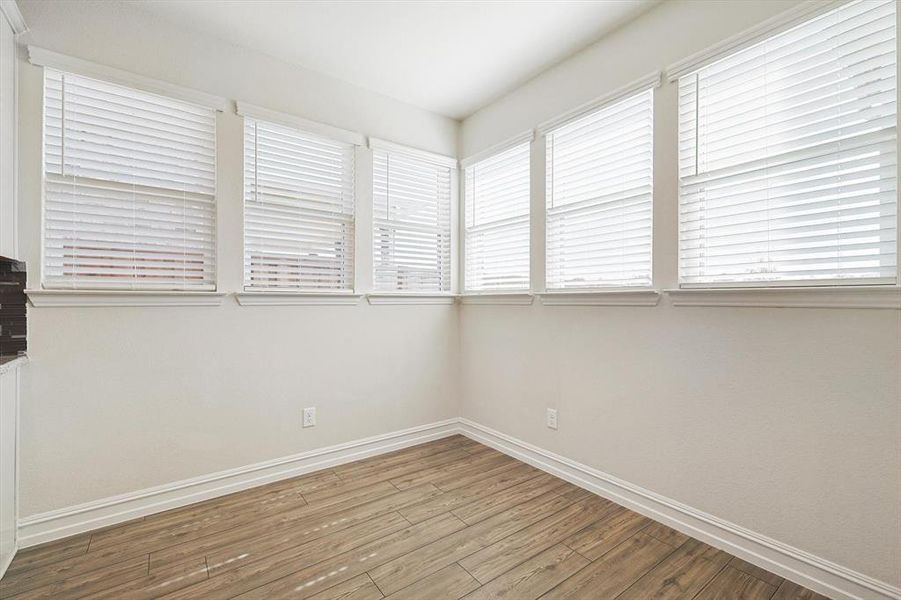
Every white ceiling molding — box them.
[27,46,230,112]
[0,0,27,34]
[537,71,661,135]
[461,130,535,169]
[236,101,364,147]
[26,290,227,307]
[368,138,458,169]
[538,289,661,306]
[665,0,848,81]
[665,286,901,310]
[235,292,362,306]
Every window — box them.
[678,0,897,287]
[243,118,355,291]
[43,70,217,290]
[463,141,530,293]
[545,89,654,289]
[372,144,453,293]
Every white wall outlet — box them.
[302,407,316,428]
[546,408,558,430]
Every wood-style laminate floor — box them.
[1,435,830,599]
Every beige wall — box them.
[16,1,459,517]
[459,0,901,587]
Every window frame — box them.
[461,132,533,295]
[369,137,458,299]
[538,74,660,294]
[671,0,899,290]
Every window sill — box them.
[26,290,227,307]
[460,293,533,305]
[236,292,362,306]
[537,289,661,306]
[0,355,28,375]
[665,286,901,309]
[367,293,457,305]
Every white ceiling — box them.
[118,0,657,120]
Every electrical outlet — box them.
[303,407,316,428]
[546,408,558,430]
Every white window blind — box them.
[373,148,452,292]
[678,0,897,287]
[43,70,216,290]
[464,141,530,292]
[545,89,654,289]
[243,118,355,291]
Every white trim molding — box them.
[459,293,534,306]
[458,419,901,600]
[665,0,846,81]
[537,71,662,135]
[27,46,229,111]
[461,130,535,169]
[366,293,457,305]
[0,0,27,34]
[17,419,460,548]
[368,137,458,169]
[0,542,15,582]
[0,355,27,375]
[665,286,901,309]
[236,101,364,146]
[26,290,227,307]
[538,289,661,306]
[235,292,362,306]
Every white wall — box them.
[460,0,901,588]
[15,0,460,517]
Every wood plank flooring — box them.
[0,435,831,599]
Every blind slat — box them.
[678,0,897,286]
[244,118,355,292]
[546,88,654,289]
[43,70,217,290]
[464,141,531,292]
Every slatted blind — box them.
[43,70,216,290]
[678,0,897,287]
[244,118,355,291]
[373,148,452,292]
[545,89,654,289]
[464,141,530,292]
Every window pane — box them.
[464,141,530,292]
[243,118,355,291]
[678,0,897,286]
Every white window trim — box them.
[366,293,457,305]
[26,290,227,307]
[460,130,534,168]
[370,138,459,295]
[664,0,847,82]
[459,293,533,306]
[236,102,364,147]
[0,0,27,35]
[537,71,661,135]
[235,292,362,306]
[368,137,458,169]
[670,0,897,291]
[539,73,659,294]
[537,289,661,306]
[28,46,228,111]
[0,355,27,375]
[461,131,533,295]
[665,286,901,310]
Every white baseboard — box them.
[458,419,900,600]
[0,542,16,581]
[15,416,900,600]
[16,419,459,548]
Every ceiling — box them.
[115,0,657,120]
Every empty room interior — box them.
[0,0,899,598]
